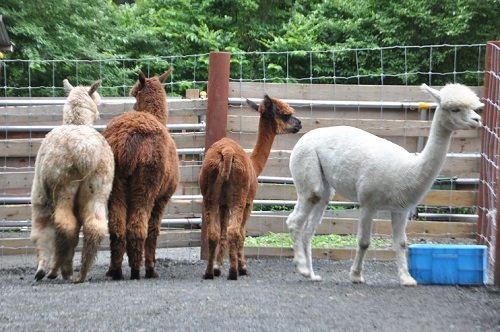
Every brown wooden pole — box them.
[478,43,493,245]
[488,41,500,286]
[200,51,230,260]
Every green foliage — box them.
[0,0,498,96]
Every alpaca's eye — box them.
[281,114,291,121]
[451,108,461,113]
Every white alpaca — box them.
[30,79,114,283]
[286,83,483,286]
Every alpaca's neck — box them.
[250,119,277,176]
[413,112,453,187]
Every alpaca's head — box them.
[130,67,173,124]
[246,95,302,134]
[422,83,482,131]
[62,79,101,125]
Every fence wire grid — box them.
[1,43,498,285]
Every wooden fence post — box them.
[200,51,230,260]
[479,41,500,286]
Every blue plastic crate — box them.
[409,244,487,285]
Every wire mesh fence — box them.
[478,41,500,285]
[0,43,496,283]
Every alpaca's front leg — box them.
[391,211,417,286]
[350,207,375,284]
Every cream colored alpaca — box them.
[286,83,483,286]
[30,79,114,283]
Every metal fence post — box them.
[200,51,230,260]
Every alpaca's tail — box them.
[219,147,234,181]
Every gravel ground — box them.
[1,248,499,332]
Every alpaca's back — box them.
[199,137,256,205]
[291,126,414,205]
[104,111,178,186]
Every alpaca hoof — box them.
[106,268,124,281]
[228,268,238,280]
[296,262,311,278]
[401,275,417,287]
[238,266,250,276]
[213,268,221,277]
[310,273,322,281]
[34,269,46,281]
[350,271,365,284]
[73,277,85,284]
[130,268,141,280]
[203,272,214,280]
[47,271,58,279]
[145,267,159,279]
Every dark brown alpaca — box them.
[103,68,179,280]
[200,95,302,280]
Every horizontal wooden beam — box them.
[0,229,201,255]
[245,215,476,238]
[244,246,396,261]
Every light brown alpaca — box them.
[31,79,114,283]
[103,68,179,280]
[200,95,302,280]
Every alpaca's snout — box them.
[471,112,482,128]
[293,118,302,133]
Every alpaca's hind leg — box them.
[107,178,127,280]
[203,201,220,279]
[301,189,332,281]
[227,206,245,280]
[60,225,80,281]
[350,207,375,284]
[77,189,108,283]
[31,214,55,281]
[48,197,79,280]
[286,198,312,274]
[236,203,253,277]
[214,206,229,277]
[144,194,171,279]
[391,211,417,286]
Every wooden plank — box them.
[0,98,207,117]
[215,148,479,179]
[0,165,202,191]
[228,82,484,101]
[252,183,477,207]
[0,132,206,157]
[246,215,476,238]
[244,246,395,260]
[229,130,479,155]
[0,229,201,255]
[228,115,481,139]
[0,201,203,221]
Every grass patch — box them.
[245,232,392,249]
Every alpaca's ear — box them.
[261,94,275,119]
[246,98,259,111]
[138,71,146,89]
[63,79,73,95]
[421,83,441,103]
[159,67,174,83]
[88,80,101,96]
